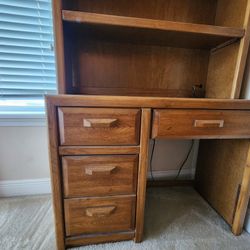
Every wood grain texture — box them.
[46,98,65,250]
[230,0,250,98]
[74,39,209,97]
[59,146,140,155]
[52,0,66,94]
[62,11,243,38]
[152,109,250,139]
[206,42,240,98]
[135,109,151,242]
[58,107,141,146]
[64,195,136,236]
[76,87,193,98]
[65,231,134,247]
[46,95,250,110]
[62,11,243,50]
[207,0,250,99]
[195,140,250,226]
[62,0,217,25]
[232,146,250,235]
[215,0,249,28]
[62,155,138,197]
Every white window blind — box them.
[0,0,56,115]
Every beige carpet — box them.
[0,187,250,250]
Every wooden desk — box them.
[50,0,250,248]
[46,95,250,249]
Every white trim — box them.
[148,168,195,180]
[0,117,46,127]
[244,208,250,234]
[0,113,45,119]
[0,109,47,126]
[0,178,51,197]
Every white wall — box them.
[0,124,197,183]
[0,126,50,181]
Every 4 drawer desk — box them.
[46,95,250,249]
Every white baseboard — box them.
[245,208,250,234]
[147,168,195,181]
[0,178,51,197]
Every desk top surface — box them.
[46,95,250,110]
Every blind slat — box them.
[0,5,53,18]
[1,54,54,63]
[0,37,53,48]
[0,14,52,25]
[0,49,54,57]
[0,62,55,69]
[1,84,56,89]
[0,1,52,10]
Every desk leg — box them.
[232,147,250,235]
[47,102,65,250]
[135,108,151,243]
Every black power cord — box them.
[175,140,195,180]
[150,139,156,182]
[150,139,195,182]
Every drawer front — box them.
[64,196,136,236]
[62,155,138,197]
[152,109,250,139]
[58,108,141,146]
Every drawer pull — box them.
[83,118,118,128]
[85,165,117,176]
[194,120,224,128]
[86,205,116,217]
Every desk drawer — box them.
[58,108,141,146]
[64,196,135,236]
[62,155,138,198]
[152,109,250,139]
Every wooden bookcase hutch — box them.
[47,0,250,249]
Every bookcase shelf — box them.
[62,10,244,50]
[56,1,250,99]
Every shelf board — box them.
[62,10,245,49]
[77,87,194,98]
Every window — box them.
[0,0,56,116]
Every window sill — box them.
[0,113,46,127]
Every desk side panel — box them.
[195,139,249,226]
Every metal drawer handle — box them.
[85,165,117,176]
[86,205,116,217]
[83,118,118,128]
[194,120,224,128]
